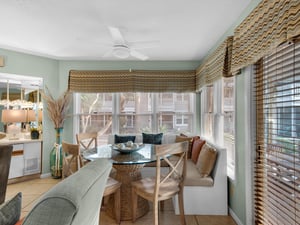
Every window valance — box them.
[231,0,300,73]
[68,70,196,93]
[195,36,233,91]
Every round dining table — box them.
[83,144,156,221]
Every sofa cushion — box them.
[114,134,136,144]
[0,192,21,225]
[191,139,206,163]
[196,144,217,177]
[142,133,163,144]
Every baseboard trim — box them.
[40,173,51,179]
[229,208,243,225]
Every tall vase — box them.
[50,127,63,178]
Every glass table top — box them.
[82,144,156,165]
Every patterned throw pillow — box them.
[142,133,163,144]
[114,134,136,144]
[0,192,22,225]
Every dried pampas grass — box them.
[41,87,71,129]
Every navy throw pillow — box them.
[114,134,136,144]
[142,133,163,144]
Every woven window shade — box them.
[232,0,300,73]
[195,36,233,91]
[254,41,300,225]
[68,70,196,93]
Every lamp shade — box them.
[1,109,26,123]
[26,110,36,122]
[38,109,43,122]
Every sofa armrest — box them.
[22,159,112,225]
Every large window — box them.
[200,77,236,178]
[254,41,300,225]
[75,92,195,144]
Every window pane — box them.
[223,77,235,176]
[119,93,153,134]
[157,93,194,133]
[77,93,113,145]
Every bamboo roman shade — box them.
[68,70,196,93]
[232,0,300,73]
[195,36,233,90]
[254,41,300,224]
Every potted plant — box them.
[41,87,71,178]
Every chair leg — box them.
[114,187,121,224]
[153,201,159,225]
[178,191,186,225]
[132,188,138,222]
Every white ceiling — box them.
[0,0,251,61]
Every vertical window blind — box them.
[254,40,300,225]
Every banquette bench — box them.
[107,133,228,215]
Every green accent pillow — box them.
[142,133,163,144]
[114,134,136,144]
[0,192,22,225]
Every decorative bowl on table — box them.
[112,142,144,153]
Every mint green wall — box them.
[0,48,59,175]
[229,70,248,224]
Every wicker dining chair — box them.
[0,145,13,204]
[131,141,188,225]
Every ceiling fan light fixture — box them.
[113,45,130,59]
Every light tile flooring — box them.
[6,178,237,225]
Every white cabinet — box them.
[8,141,42,180]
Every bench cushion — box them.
[185,160,213,186]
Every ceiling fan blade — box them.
[130,50,149,61]
[108,26,126,45]
[130,40,159,50]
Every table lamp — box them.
[1,109,26,140]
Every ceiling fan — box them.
[103,26,158,61]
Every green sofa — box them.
[22,159,112,225]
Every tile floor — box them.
[6,178,237,225]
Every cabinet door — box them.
[23,142,41,175]
[8,144,25,179]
